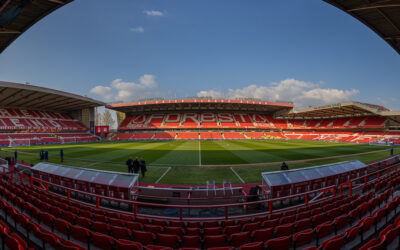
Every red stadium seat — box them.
[157,233,181,249]
[293,229,315,248]
[295,218,312,232]
[316,221,334,245]
[144,245,173,250]
[204,227,223,235]
[230,231,251,247]
[261,219,279,228]
[115,239,142,250]
[92,221,110,235]
[224,225,241,235]
[5,234,24,250]
[91,232,115,250]
[132,230,155,246]
[251,228,273,242]
[319,235,345,250]
[54,218,71,238]
[144,224,163,234]
[265,235,291,250]
[204,234,228,249]
[125,221,143,231]
[181,235,202,248]
[70,225,90,249]
[56,240,86,250]
[203,221,219,228]
[164,226,185,236]
[111,225,132,240]
[75,216,92,229]
[275,223,294,237]
[239,241,263,250]
[186,227,201,236]
[152,219,168,227]
[359,239,380,250]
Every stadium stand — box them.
[153,132,176,140]
[223,132,246,140]
[1,153,400,250]
[0,108,87,131]
[176,132,199,140]
[0,82,104,146]
[111,99,400,144]
[200,132,224,140]
[117,113,391,131]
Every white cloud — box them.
[197,78,359,109]
[89,74,158,102]
[143,10,164,16]
[130,26,144,33]
[89,86,113,100]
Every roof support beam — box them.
[0,89,24,103]
[384,36,400,40]
[0,29,21,34]
[33,97,69,109]
[376,8,400,34]
[14,93,49,107]
[48,0,66,4]
[348,3,400,12]
[0,0,11,13]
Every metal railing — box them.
[1,154,399,221]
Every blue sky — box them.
[0,0,399,110]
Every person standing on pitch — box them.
[126,157,134,173]
[139,157,147,178]
[281,161,289,171]
[133,157,140,174]
[60,149,64,162]
[45,150,48,161]
[14,150,18,162]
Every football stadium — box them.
[0,0,400,250]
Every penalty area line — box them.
[155,167,172,184]
[86,162,99,167]
[230,167,245,183]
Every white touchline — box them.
[155,167,172,184]
[230,167,245,183]
[198,139,202,167]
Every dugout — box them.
[262,160,367,198]
[31,162,138,200]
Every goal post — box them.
[9,139,30,147]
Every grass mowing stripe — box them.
[201,140,247,165]
[151,141,199,166]
[226,140,287,162]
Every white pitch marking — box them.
[198,139,202,167]
[86,162,99,167]
[230,167,245,183]
[155,167,172,184]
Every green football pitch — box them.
[2,140,398,185]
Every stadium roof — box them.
[106,99,294,114]
[324,0,400,54]
[1,1,399,55]
[0,81,104,111]
[0,0,73,53]
[279,101,390,119]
